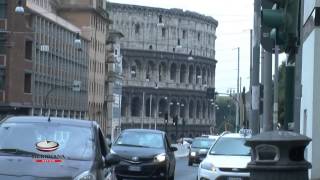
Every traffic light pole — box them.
[263,50,273,132]
[284,60,295,130]
[273,44,279,130]
[251,0,261,135]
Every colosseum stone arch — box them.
[108,2,218,139]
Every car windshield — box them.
[115,131,164,149]
[209,137,251,156]
[191,138,215,149]
[0,122,94,160]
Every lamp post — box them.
[44,80,81,116]
[15,0,24,14]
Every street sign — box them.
[72,80,81,92]
[40,45,49,52]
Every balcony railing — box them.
[123,79,209,91]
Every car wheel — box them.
[188,159,193,166]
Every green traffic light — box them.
[261,9,285,28]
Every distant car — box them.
[0,116,119,180]
[188,137,216,166]
[177,137,193,145]
[197,132,252,180]
[111,129,177,180]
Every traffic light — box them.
[207,88,216,100]
[261,0,300,57]
[259,84,264,115]
[173,116,178,126]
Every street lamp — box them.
[74,33,82,46]
[188,50,194,61]
[15,0,24,14]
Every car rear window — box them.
[209,137,251,156]
[0,122,94,160]
[115,131,164,149]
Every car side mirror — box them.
[108,142,112,148]
[170,146,178,152]
[105,154,120,167]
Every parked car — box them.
[188,137,216,166]
[0,116,119,180]
[111,129,177,180]
[197,131,252,180]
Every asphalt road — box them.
[175,157,198,180]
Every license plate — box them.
[128,166,141,172]
[228,177,242,180]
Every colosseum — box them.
[107,2,218,140]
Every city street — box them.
[174,144,198,180]
[175,157,198,180]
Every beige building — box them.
[56,0,112,133]
[0,0,89,119]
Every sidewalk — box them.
[172,144,189,158]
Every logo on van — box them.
[35,140,59,152]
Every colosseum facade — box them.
[107,2,218,139]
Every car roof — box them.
[220,133,251,139]
[123,128,165,135]
[194,137,216,140]
[1,116,96,128]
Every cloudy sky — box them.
[108,0,254,94]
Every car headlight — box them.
[200,162,217,172]
[154,153,166,163]
[190,152,196,156]
[110,149,116,154]
[74,171,96,180]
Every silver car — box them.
[197,132,251,180]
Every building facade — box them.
[56,0,112,133]
[300,0,320,179]
[108,3,218,139]
[0,0,89,119]
[105,30,124,141]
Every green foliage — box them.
[215,96,236,133]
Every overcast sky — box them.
[108,0,254,94]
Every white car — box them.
[197,132,251,180]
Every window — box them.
[135,24,140,34]
[198,32,201,41]
[25,40,33,60]
[24,73,31,93]
[182,30,186,39]
[0,68,5,90]
[162,28,166,37]
[0,0,7,18]
[158,15,163,23]
[0,33,5,54]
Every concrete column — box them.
[186,65,190,85]
[154,62,159,83]
[128,93,132,120]
[176,64,181,83]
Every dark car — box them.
[111,129,177,180]
[0,116,119,180]
[188,137,216,166]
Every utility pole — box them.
[249,29,253,129]
[251,0,261,135]
[236,47,240,132]
[263,51,273,132]
[142,91,145,129]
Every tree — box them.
[215,96,236,133]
